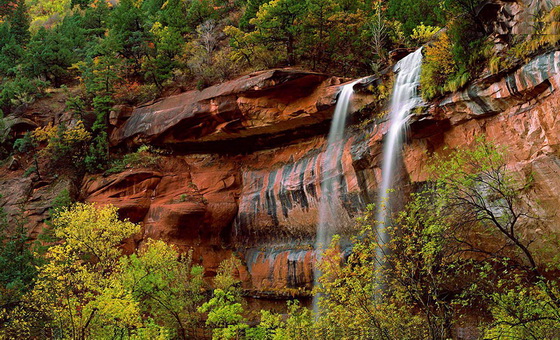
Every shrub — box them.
[0,76,49,113]
[420,32,457,100]
[84,132,109,174]
[13,132,36,155]
[410,23,440,44]
[114,82,159,106]
[106,145,163,174]
[32,120,91,165]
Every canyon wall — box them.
[82,50,560,296]
[2,0,560,297]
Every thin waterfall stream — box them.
[375,48,423,250]
[313,79,360,312]
[315,79,360,254]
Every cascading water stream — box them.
[375,48,423,252]
[313,49,422,314]
[313,79,360,312]
[315,79,360,251]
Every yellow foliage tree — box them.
[32,120,91,170]
[0,203,206,339]
[420,32,457,100]
[53,203,138,263]
[0,203,140,338]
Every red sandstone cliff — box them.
[2,33,560,297]
[81,50,560,295]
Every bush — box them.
[420,32,457,100]
[0,76,49,113]
[106,145,163,174]
[84,132,109,174]
[32,120,91,166]
[114,82,159,106]
[13,132,36,155]
[410,23,440,44]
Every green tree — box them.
[159,0,189,34]
[247,301,314,339]
[443,0,486,33]
[199,289,248,339]
[0,20,27,77]
[0,201,37,315]
[199,256,247,339]
[250,0,308,66]
[239,0,267,30]
[27,27,74,86]
[7,0,30,45]
[142,22,183,90]
[120,240,205,339]
[185,0,216,32]
[386,0,445,36]
[75,51,123,172]
[81,0,110,39]
[302,0,337,70]
[107,0,150,76]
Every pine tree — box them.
[27,27,74,86]
[251,0,308,66]
[239,0,268,30]
[7,0,30,45]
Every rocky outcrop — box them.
[479,0,560,49]
[0,174,74,238]
[111,69,351,148]
[439,51,560,121]
[2,38,557,297]
[84,48,560,295]
[82,156,241,273]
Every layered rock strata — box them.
[80,50,560,294]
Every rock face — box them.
[2,47,558,296]
[78,49,560,295]
[92,70,380,290]
[111,69,352,149]
[0,174,74,239]
[3,35,560,296]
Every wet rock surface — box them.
[89,54,560,293]
[2,49,560,296]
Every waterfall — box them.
[315,79,359,251]
[375,48,423,250]
[313,49,422,313]
[313,79,360,312]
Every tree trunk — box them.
[287,35,295,66]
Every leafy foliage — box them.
[0,203,207,338]
[32,120,91,173]
[199,288,248,339]
[0,75,48,112]
[107,144,163,174]
[120,240,205,339]
[410,23,441,44]
[0,199,37,315]
[420,32,457,100]
[387,0,445,36]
